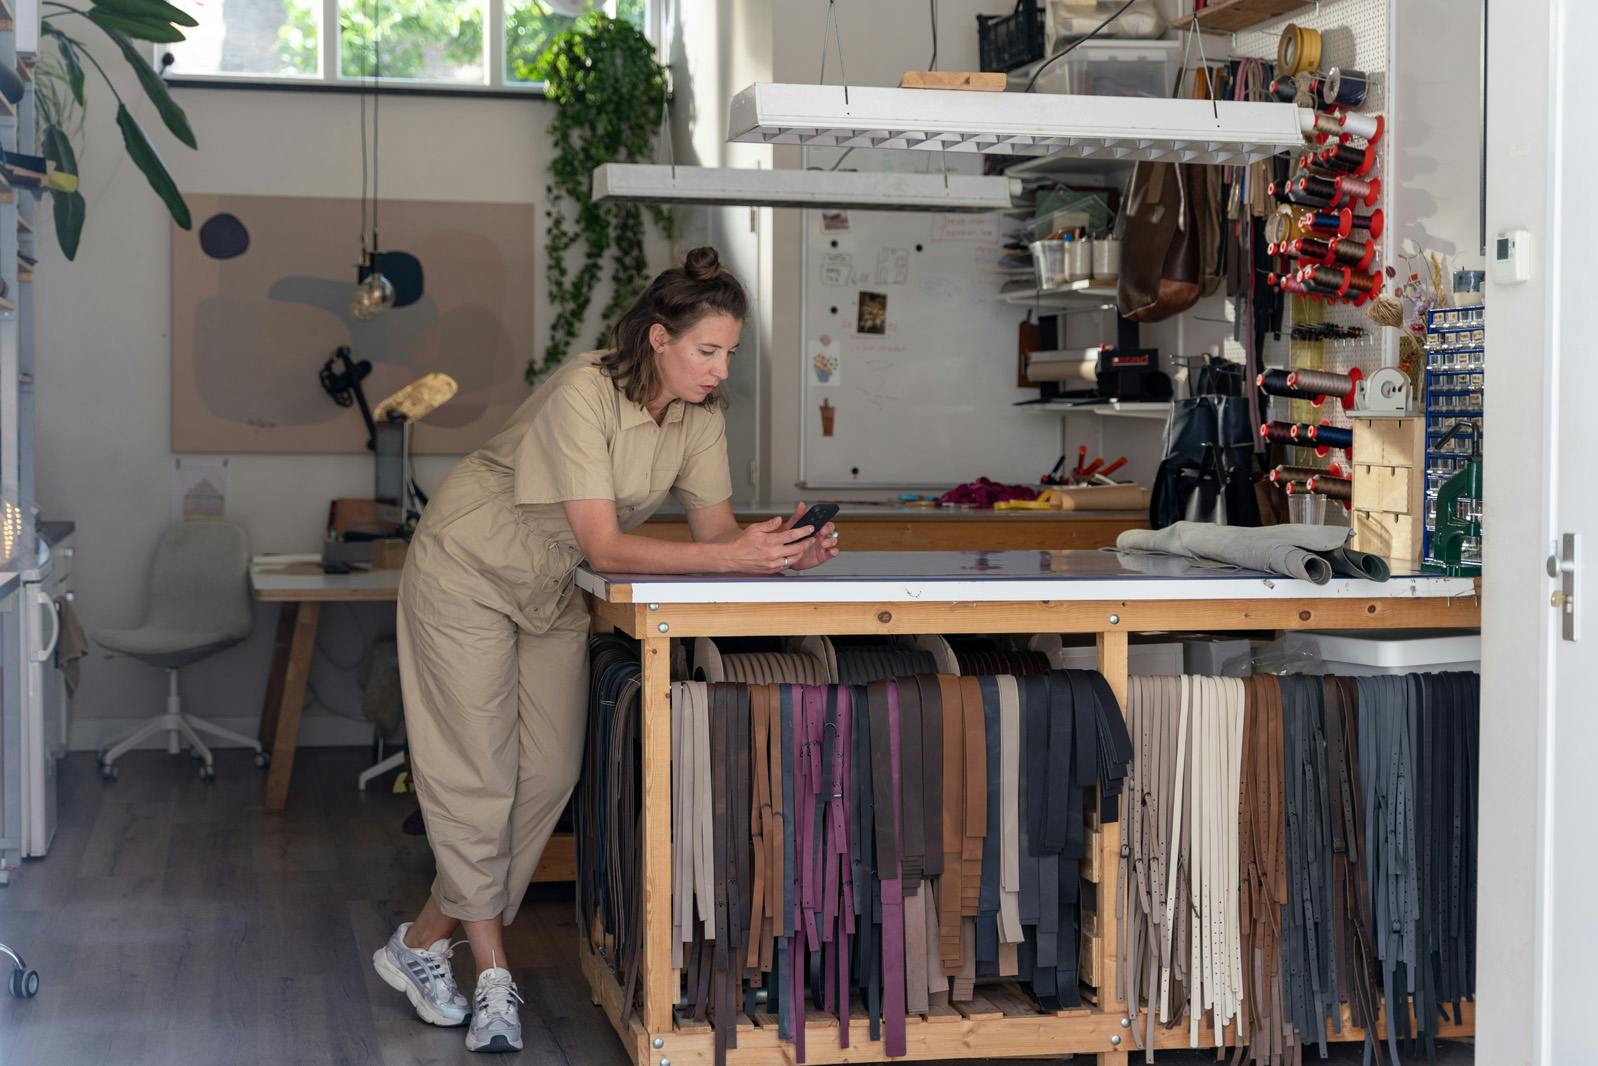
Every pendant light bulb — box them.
[351,270,396,320]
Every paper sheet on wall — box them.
[174,458,228,521]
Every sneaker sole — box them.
[372,947,469,1028]
[465,1033,523,1053]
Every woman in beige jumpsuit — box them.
[372,248,840,1053]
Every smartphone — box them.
[789,502,840,542]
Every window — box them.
[161,0,648,90]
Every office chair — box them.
[94,520,262,782]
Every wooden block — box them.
[1351,416,1424,468]
[1080,828,1102,883]
[926,1000,962,1023]
[1354,510,1421,563]
[952,994,1006,1020]
[899,70,1007,91]
[673,1008,712,1032]
[1351,464,1412,514]
[1079,933,1098,988]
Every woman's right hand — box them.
[722,516,818,574]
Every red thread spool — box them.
[1259,368,1323,404]
[1288,366,1363,410]
[1306,264,1353,296]
[1303,110,1347,144]
[1319,141,1376,176]
[1335,174,1381,207]
[1298,174,1339,203]
[1299,210,1353,238]
[1270,462,1346,484]
[1338,110,1384,145]
[1260,422,1299,445]
[1308,474,1353,502]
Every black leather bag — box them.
[1149,393,1260,529]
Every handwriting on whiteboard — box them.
[933,214,1000,242]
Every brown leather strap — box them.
[917,675,946,880]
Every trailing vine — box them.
[528,13,670,383]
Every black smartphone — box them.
[789,502,840,542]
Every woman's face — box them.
[649,313,741,407]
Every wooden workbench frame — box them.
[583,590,1482,1066]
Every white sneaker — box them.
[465,967,524,1053]
[372,923,470,1027]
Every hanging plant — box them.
[36,0,201,259]
[525,11,669,383]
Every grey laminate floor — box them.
[0,749,1473,1065]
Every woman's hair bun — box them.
[682,246,723,282]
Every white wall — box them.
[38,80,650,742]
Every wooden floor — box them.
[0,749,1474,1065]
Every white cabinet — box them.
[18,532,71,859]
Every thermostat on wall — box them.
[1492,228,1530,284]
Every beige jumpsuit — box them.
[397,351,732,924]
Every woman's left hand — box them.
[783,502,841,571]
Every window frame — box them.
[157,0,650,96]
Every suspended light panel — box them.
[592,163,1022,212]
[728,83,1311,166]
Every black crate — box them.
[977,0,1047,74]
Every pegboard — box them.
[1225,0,1393,431]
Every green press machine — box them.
[1426,422,1482,576]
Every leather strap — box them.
[868,679,908,1056]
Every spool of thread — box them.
[1301,110,1346,142]
[1270,462,1345,484]
[1257,368,1323,403]
[1270,179,1318,206]
[1288,366,1363,408]
[1336,174,1381,207]
[1305,264,1353,296]
[1260,421,1300,445]
[1308,474,1353,501]
[1282,480,1315,495]
[1329,237,1376,270]
[1319,142,1376,176]
[1299,210,1353,238]
[1321,67,1369,107]
[1292,237,1335,263]
[1305,422,1355,450]
[1297,174,1340,204]
[1338,109,1385,145]
[1269,76,1299,103]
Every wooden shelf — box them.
[1172,0,1313,33]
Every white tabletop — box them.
[250,554,403,602]
[577,550,1477,605]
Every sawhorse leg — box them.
[261,601,321,811]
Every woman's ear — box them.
[647,323,670,354]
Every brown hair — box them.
[600,246,749,407]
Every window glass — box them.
[340,0,487,83]
[164,0,321,78]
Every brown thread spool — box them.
[1298,174,1339,202]
[1271,464,1336,484]
[1308,474,1353,501]
[1288,367,1357,397]
[1305,110,1344,141]
[1283,480,1315,495]
[1260,422,1300,445]
[1344,268,1380,294]
[1335,173,1381,207]
[1259,369,1323,403]
[1306,264,1352,295]
[1329,237,1375,270]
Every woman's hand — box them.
[782,502,841,572]
[722,515,820,574]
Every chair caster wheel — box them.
[199,764,216,783]
[94,750,106,767]
[100,763,118,781]
[254,752,270,769]
[190,747,204,761]
[10,968,39,999]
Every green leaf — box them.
[86,8,186,44]
[41,26,87,107]
[116,104,191,229]
[51,190,85,261]
[99,26,196,148]
[42,124,77,176]
[90,0,198,29]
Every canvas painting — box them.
[172,194,537,454]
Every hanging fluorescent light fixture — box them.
[592,163,1023,212]
[727,83,1310,165]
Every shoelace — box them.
[475,973,524,1023]
[420,938,469,995]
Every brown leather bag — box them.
[1116,69,1225,322]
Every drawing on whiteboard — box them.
[857,291,887,335]
[874,247,910,285]
[820,252,857,287]
[812,350,840,386]
[822,210,850,232]
[820,398,836,437]
[932,213,1000,242]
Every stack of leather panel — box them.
[576,637,1134,1066]
[1117,672,1479,1066]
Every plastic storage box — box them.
[1287,629,1481,675]
[1020,39,1182,98]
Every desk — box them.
[249,556,575,883]
[576,551,1480,1066]
[641,506,1146,552]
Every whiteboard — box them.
[798,151,1060,489]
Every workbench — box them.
[642,507,1146,552]
[577,550,1481,1066]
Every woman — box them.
[372,247,840,1053]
